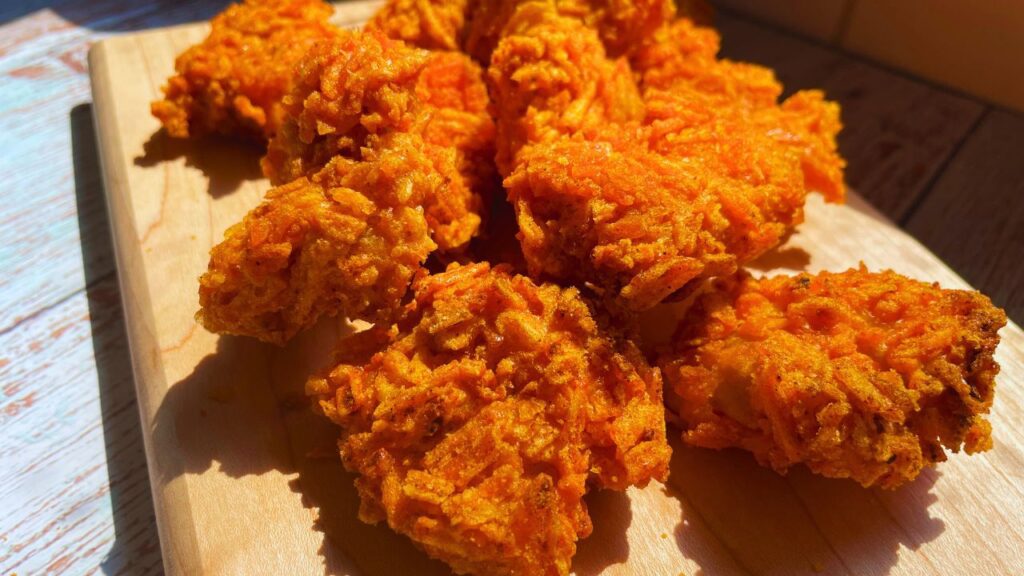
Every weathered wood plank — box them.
[0,276,160,576]
[905,109,1024,324]
[0,5,235,573]
[714,12,985,221]
[0,0,258,334]
[0,10,102,333]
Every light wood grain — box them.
[88,3,1024,575]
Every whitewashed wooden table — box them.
[0,1,1021,574]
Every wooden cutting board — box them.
[88,1,1024,574]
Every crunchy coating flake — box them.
[465,0,676,64]
[197,133,438,345]
[659,268,1006,489]
[151,0,339,141]
[632,18,846,201]
[262,30,495,251]
[494,9,845,310]
[487,3,644,174]
[365,0,472,51]
[367,0,676,63]
[505,131,734,311]
[307,262,670,575]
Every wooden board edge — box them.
[88,39,203,576]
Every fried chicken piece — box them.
[632,18,845,201]
[262,30,495,251]
[658,268,1006,489]
[365,0,472,52]
[505,131,735,311]
[487,3,644,174]
[367,0,676,64]
[151,0,339,141]
[199,30,495,343]
[197,133,438,345]
[307,262,670,575]
[465,0,676,64]
[494,7,845,310]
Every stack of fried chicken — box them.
[152,1,1007,574]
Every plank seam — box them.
[0,287,85,337]
[0,269,118,337]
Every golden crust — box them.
[307,262,670,575]
[365,0,472,52]
[493,10,845,311]
[262,30,495,251]
[487,4,645,175]
[367,0,676,63]
[150,0,339,140]
[197,133,438,345]
[632,18,846,201]
[659,268,1006,489]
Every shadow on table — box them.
[666,436,944,576]
[1,0,230,32]
[71,103,163,575]
[134,130,264,198]
[150,327,454,576]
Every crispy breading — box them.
[487,3,644,174]
[151,0,339,141]
[367,0,676,63]
[197,133,437,345]
[365,0,472,51]
[658,268,1006,489]
[493,8,845,310]
[466,0,676,63]
[504,131,736,311]
[262,30,495,251]
[632,18,845,201]
[307,262,670,575]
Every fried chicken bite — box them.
[262,30,495,251]
[633,18,845,201]
[505,131,734,311]
[151,0,339,141]
[465,0,676,64]
[493,7,846,310]
[307,262,670,575]
[659,268,1006,489]
[365,0,471,52]
[367,0,676,64]
[197,133,438,345]
[487,3,644,174]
